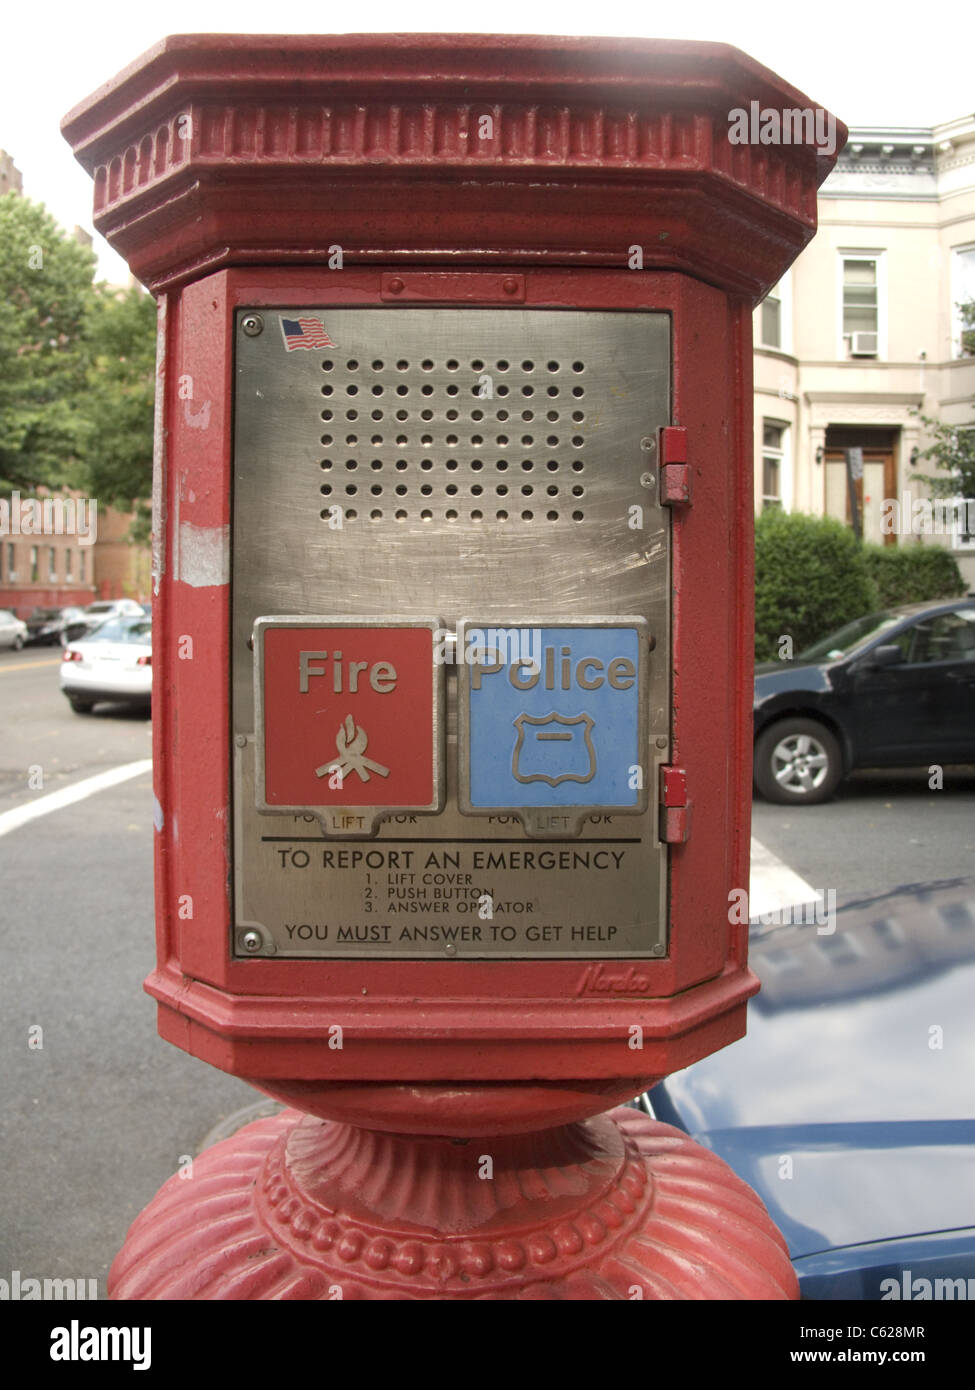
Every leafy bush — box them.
[754,510,878,660]
[862,542,967,608]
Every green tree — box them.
[911,415,975,502]
[0,193,96,492]
[911,299,975,501]
[79,283,156,536]
[754,509,878,660]
[862,542,965,607]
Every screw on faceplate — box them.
[640,472,656,488]
[241,931,262,953]
[655,735,668,749]
[640,437,656,452]
[235,734,247,748]
[241,314,264,337]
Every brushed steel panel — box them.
[232,306,671,959]
[234,736,668,960]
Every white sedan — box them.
[0,609,28,651]
[60,616,152,713]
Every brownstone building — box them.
[0,490,149,617]
[92,503,151,602]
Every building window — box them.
[762,421,787,510]
[951,245,975,358]
[762,283,782,349]
[65,549,73,580]
[30,546,38,583]
[839,251,884,358]
[6,543,15,579]
[758,274,791,352]
[48,547,57,582]
[79,550,86,583]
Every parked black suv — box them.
[753,598,975,804]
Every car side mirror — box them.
[866,644,905,669]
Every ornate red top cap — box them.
[62,33,845,297]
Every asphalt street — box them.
[752,766,975,903]
[1,644,973,1295]
[0,648,257,1294]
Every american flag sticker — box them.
[280,317,335,351]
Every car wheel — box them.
[12,634,24,651]
[754,718,843,805]
[68,696,95,714]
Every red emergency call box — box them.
[64,34,843,1299]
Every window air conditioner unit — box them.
[850,331,879,356]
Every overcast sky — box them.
[2,0,972,282]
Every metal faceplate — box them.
[232,307,671,960]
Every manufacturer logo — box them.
[576,964,651,996]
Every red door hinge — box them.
[659,426,691,506]
[659,765,691,843]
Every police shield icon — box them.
[511,712,597,787]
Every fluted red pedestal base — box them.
[109,1107,797,1300]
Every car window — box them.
[906,609,975,664]
[879,625,916,661]
[798,612,902,662]
[85,618,152,644]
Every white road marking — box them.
[0,760,153,840]
[0,774,831,919]
[749,837,820,919]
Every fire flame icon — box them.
[315,714,390,783]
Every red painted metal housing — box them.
[62,35,843,1133]
[145,265,754,1125]
[61,33,844,301]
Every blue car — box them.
[641,878,975,1300]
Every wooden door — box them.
[824,449,896,544]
